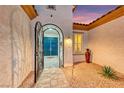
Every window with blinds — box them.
[73,33,83,54]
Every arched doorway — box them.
[42,24,64,68]
[34,23,64,82]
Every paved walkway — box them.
[35,68,70,88]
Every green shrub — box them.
[100,66,118,80]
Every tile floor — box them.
[35,68,70,88]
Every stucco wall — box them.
[32,5,73,67]
[12,6,34,87]
[88,16,124,74]
[0,5,15,87]
[0,6,34,87]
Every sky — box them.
[73,5,118,24]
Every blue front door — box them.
[44,37,58,56]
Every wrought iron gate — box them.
[34,21,44,82]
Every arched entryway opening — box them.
[34,22,64,82]
[43,24,64,68]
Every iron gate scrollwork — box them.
[34,21,44,83]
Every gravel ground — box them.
[62,62,124,88]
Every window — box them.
[73,33,83,54]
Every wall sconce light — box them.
[66,36,72,47]
[66,36,71,41]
